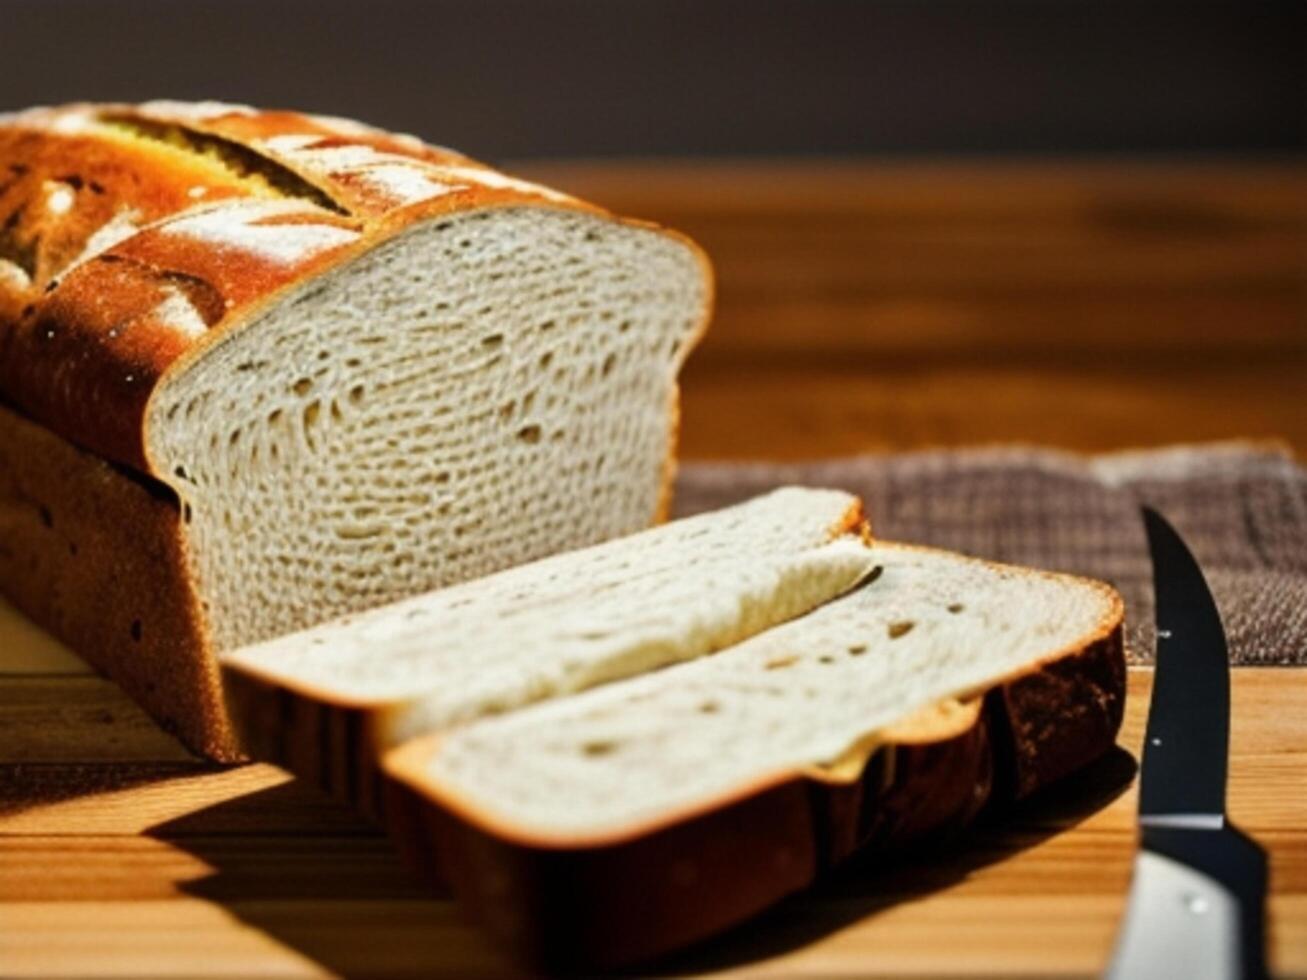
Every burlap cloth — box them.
[674,444,1307,666]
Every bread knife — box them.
[1106,507,1268,980]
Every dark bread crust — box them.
[381,624,1125,969]
[0,400,238,759]
[221,665,389,822]
[991,627,1127,800]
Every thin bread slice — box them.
[383,542,1125,967]
[220,486,876,814]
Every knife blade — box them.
[1107,507,1268,980]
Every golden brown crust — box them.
[0,400,239,759]
[0,102,704,476]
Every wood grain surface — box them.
[520,160,1307,459]
[2,160,1305,978]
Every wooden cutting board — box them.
[1,594,1305,978]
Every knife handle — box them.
[1107,850,1242,980]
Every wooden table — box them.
[3,160,1305,977]
[525,159,1307,459]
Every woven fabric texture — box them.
[675,444,1307,665]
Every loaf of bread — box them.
[221,488,1126,967]
[0,101,711,759]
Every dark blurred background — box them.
[3,0,1304,459]
[2,0,1302,160]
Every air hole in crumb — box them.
[947,603,965,614]
[481,333,504,349]
[182,503,193,524]
[517,424,542,444]
[765,655,798,670]
[539,351,553,369]
[818,655,835,665]
[582,740,618,757]
[292,378,313,396]
[888,621,915,639]
[330,401,343,422]
[347,385,365,405]
[172,465,189,481]
[539,319,556,332]
[699,700,720,714]
[268,409,283,425]
[498,400,515,421]
[601,352,617,377]
[130,619,142,642]
[619,320,632,333]
[303,403,320,428]
[848,644,867,655]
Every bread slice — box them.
[382,541,1125,967]
[220,486,875,815]
[0,101,710,757]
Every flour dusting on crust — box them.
[252,140,465,206]
[0,259,32,291]
[159,199,360,264]
[430,165,574,203]
[153,285,210,339]
[139,100,258,121]
[347,166,459,205]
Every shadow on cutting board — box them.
[145,746,1135,978]
[145,778,515,979]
